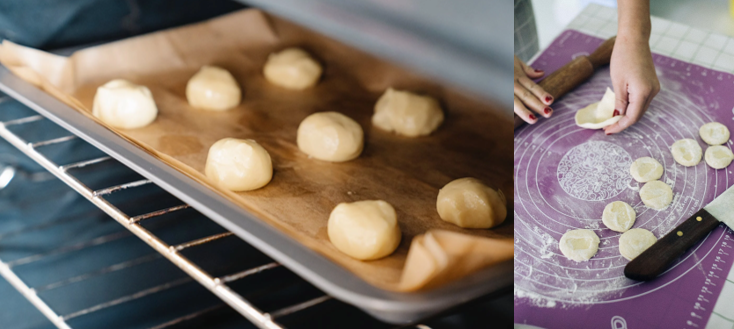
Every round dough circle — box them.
[639,180,673,210]
[629,157,663,183]
[327,200,401,260]
[372,88,444,137]
[92,79,157,129]
[699,122,730,145]
[263,48,322,90]
[705,145,734,169]
[297,112,364,162]
[186,66,241,111]
[671,138,702,167]
[619,228,657,260]
[204,138,273,191]
[436,177,506,229]
[558,229,600,262]
[602,201,636,232]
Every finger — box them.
[514,95,538,124]
[605,87,651,135]
[514,82,553,118]
[518,58,545,79]
[613,81,629,117]
[518,76,554,105]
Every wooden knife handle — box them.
[624,208,721,281]
[514,36,617,129]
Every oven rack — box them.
[0,93,434,329]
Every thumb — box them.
[613,83,628,116]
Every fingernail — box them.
[545,96,553,103]
[529,114,536,121]
[613,110,620,116]
[605,132,611,135]
[544,107,552,115]
[535,69,543,73]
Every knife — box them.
[624,186,734,281]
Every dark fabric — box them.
[0,0,245,49]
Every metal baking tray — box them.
[0,65,512,324]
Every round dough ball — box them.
[92,79,157,129]
[372,88,444,137]
[619,228,657,260]
[297,112,364,162]
[699,122,730,145]
[436,177,506,229]
[186,66,241,111]
[671,138,702,167]
[639,180,673,210]
[705,145,734,169]
[629,157,663,183]
[263,48,322,90]
[559,229,600,262]
[327,200,401,260]
[602,201,636,232]
[205,138,272,191]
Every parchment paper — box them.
[0,9,513,291]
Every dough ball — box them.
[629,157,664,183]
[705,145,734,169]
[92,79,157,129]
[186,66,241,111]
[327,200,401,260]
[205,138,273,191]
[436,177,506,229]
[619,228,657,260]
[671,138,702,167]
[263,48,322,90]
[575,87,622,129]
[699,122,730,145]
[559,229,600,262]
[372,88,444,137]
[602,201,636,232]
[639,180,673,210]
[297,112,364,162]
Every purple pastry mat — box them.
[514,30,734,329]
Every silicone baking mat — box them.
[514,30,734,329]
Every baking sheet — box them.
[514,30,734,328]
[0,9,513,292]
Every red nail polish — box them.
[613,110,620,116]
[535,69,543,73]
[529,114,536,120]
[545,96,553,103]
[544,107,552,114]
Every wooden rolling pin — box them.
[514,36,617,129]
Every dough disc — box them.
[297,112,364,162]
[671,138,702,167]
[602,201,636,232]
[372,88,444,137]
[204,138,273,191]
[629,157,663,183]
[705,145,734,169]
[699,122,730,145]
[575,87,622,129]
[619,228,657,260]
[558,229,600,262]
[639,180,673,210]
[186,66,241,111]
[263,48,322,90]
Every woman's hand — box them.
[605,0,660,135]
[514,55,554,124]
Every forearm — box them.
[617,0,651,44]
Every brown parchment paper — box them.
[0,9,514,292]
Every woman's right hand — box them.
[514,55,554,124]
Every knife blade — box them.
[624,185,734,281]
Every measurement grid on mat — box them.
[558,4,734,327]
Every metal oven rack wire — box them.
[0,92,445,329]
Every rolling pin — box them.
[514,36,617,129]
